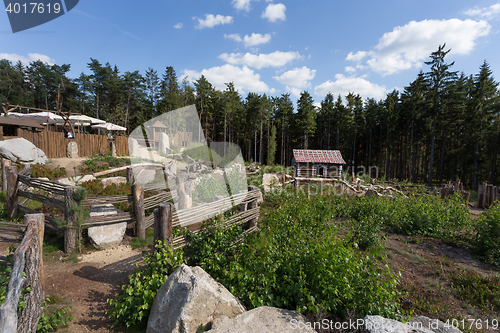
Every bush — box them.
[107,242,185,329]
[473,204,500,267]
[31,164,66,180]
[185,194,404,319]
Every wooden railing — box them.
[0,213,44,333]
[6,164,262,253]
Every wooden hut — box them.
[291,149,346,179]
[150,120,169,148]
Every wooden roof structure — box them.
[292,149,346,164]
[151,121,168,129]
[0,116,44,128]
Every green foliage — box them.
[107,242,185,329]
[129,228,155,250]
[473,204,500,267]
[449,268,500,311]
[185,193,404,319]
[82,154,130,174]
[36,297,73,333]
[341,192,471,244]
[31,164,67,180]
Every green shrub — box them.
[185,193,404,319]
[449,268,500,311]
[32,164,67,180]
[36,297,72,333]
[107,242,185,329]
[473,204,500,267]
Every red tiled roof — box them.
[293,149,345,164]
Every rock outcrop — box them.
[0,138,47,164]
[87,204,126,250]
[146,265,245,333]
[207,306,317,333]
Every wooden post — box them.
[126,166,134,184]
[18,213,44,333]
[176,176,187,210]
[247,185,259,229]
[132,184,145,239]
[487,184,494,208]
[476,184,483,208]
[154,202,173,248]
[64,186,77,253]
[2,158,11,192]
[6,166,18,218]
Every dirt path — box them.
[43,243,144,332]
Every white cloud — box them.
[314,74,387,100]
[347,19,490,76]
[345,66,356,73]
[182,65,275,94]
[261,3,286,22]
[273,66,316,88]
[232,0,253,12]
[195,14,233,29]
[224,33,271,48]
[0,53,55,66]
[464,3,500,20]
[174,22,183,29]
[219,51,302,69]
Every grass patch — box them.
[130,228,155,250]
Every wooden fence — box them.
[17,129,128,158]
[0,213,44,333]
[476,183,499,209]
[6,165,261,253]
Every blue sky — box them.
[2,0,500,106]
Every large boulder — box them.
[262,173,280,193]
[146,265,245,333]
[0,138,47,164]
[57,174,96,186]
[66,141,78,158]
[87,204,126,250]
[100,176,127,188]
[158,132,170,154]
[207,306,317,333]
[135,169,156,184]
[128,137,140,157]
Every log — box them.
[1,158,11,192]
[154,202,173,249]
[132,184,145,239]
[93,163,163,178]
[0,214,43,333]
[6,166,18,218]
[476,184,483,208]
[18,214,44,333]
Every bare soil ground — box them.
[2,158,498,332]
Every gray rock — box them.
[184,155,195,164]
[158,132,170,154]
[128,137,140,157]
[207,306,316,333]
[262,173,280,193]
[87,204,126,250]
[110,141,117,157]
[409,316,463,333]
[364,315,434,333]
[365,189,380,198]
[66,141,78,158]
[0,138,47,164]
[147,265,245,333]
[57,174,96,186]
[100,176,127,187]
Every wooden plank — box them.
[83,212,134,226]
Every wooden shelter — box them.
[291,149,346,178]
[150,120,168,148]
